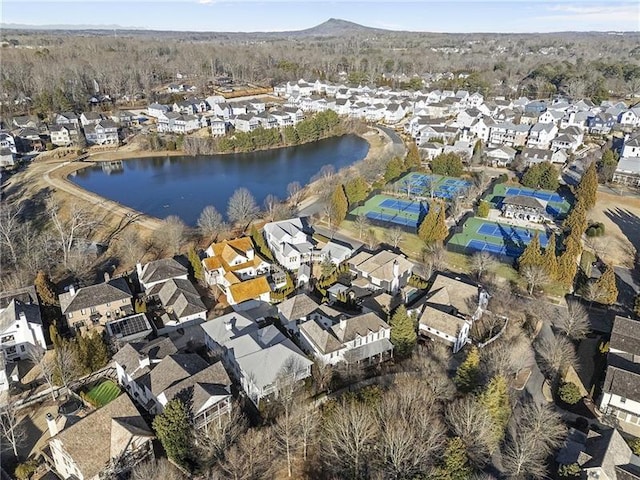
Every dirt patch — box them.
[587,191,640,267]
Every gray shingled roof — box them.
[140,258,188,286]
[0,299,42,332]
[277,294,319,322]
[503,195,546,210]
[602,366,640,403]
[59,278,132,315]
[156,278,206,319]
[149,353,210,395]
[610,316,640,357]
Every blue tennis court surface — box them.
[505,187,564,204]
[397,173,472,200]
[467,239,523,257]
[476,223,549,247]
[366,211,419,228]
[379,198,424,214]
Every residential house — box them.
[384,103,406,124]
[600,316,640,431]
[59,278,134,331]
[538,110,564,124]
[146,278,207,328]
[113,343,232,429]
[551,127,583,152]
[421,142,444,160]
[521,147,553,166]
[147,103,170,119]
[527,123,558,149]
[49,125,72,147]
[277,293,320,333]
[0,131,17,154]
[84,119,119,145]
[622,135,640,158]
[588,113,616,134]
[347,249,414,295]
[201,312,312,405]
[556,426,640,480]
[613,158,640,187]
[485,145,517,167]
[233,114,259,133]
[210,117,226,136]
[489,122,530,147]
[619,109,640,128]
[0,148,16,168]
[55,112,80,130]
[299,312,393,365]
[0,286,46,360]
[80,112,103,127]
[263,218,317,270]
[12,115,39,129]
[14,128,44,152]
[47,393,154,480]
[105,313,153,344]
[137,257,189,293]
[202,237,272,309]
[212,103,232,121]
[415,274,486,353]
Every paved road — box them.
[375,124,404,147]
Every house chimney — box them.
[339,315,347,331]
[224,317,233,331]
[18,311,26,322]
[46,413,58,437]
[104,271,110,283]
[392,259,400,278]
[69,284,76,296]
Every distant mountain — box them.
[290,18,392,37]
[0,18,386,37]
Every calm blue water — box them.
[70,135,369,225]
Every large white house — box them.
[263,218,317,270]
[201,312,312,405]
[414,274,487,353]
[113,340,232,430]
[600,316,640,432]
[347,249,414,295]
[299,311,393,365]
[0,298,46,361]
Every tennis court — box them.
[447,217,555,258]
[485,183,571,218]
[394,172,472,200]
[350,194,428,230]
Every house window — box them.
[80,309,86,315]
[91,307,97,314]
[68,312,73,319]
[620,397,627,404]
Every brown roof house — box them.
[299,311,393,366]
[113,340,232,430]
[59,277,133,332]
[46,393,154,480]
[600,316,640,433]
[414,274,487,353]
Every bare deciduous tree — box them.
[47,198,99,268]
[364,228,378,251]
[156,215,186,255]
[195,406,247,469]
[55,342,81,395]
[520,265,549,295]
[28,347,58,402]
[311,360,333,394]
[445,396,496,466]
[0,203,22,267]
[354,212,369,240]
[0,402,26,459]
[556,299,590,340]
[501,427,548,480]
[227,188,259,228]
[214,427,273,480]
[470,251,498,281]
[515,402,566,455]
[131,458,184,480]
[197,205,226,242]
[263,194,280,222]
[323,399,377,478]
[536,333,577,384]
[384,227,403,249]
[115,227,146,267]
[287,181,303,207]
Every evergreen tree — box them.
[518,232,543,270]
[593,264,618,305]
[598,149,618,183]
[480,376,511,443]
[35,271,58,306]
[576,161,598,210]
[563,201,587,236]
[454,346,480,393]
[384,157,405,182]
[477,200,490,218]
[344,176,369,205]
[87,332,110,371]
[389,305,417,357]
[250,225,273,260]
[634,294,640,318]
[418,202,448,244]
[152,399,192,467]
[431,152,464,177]
[187,246,204,282]
[49,323,62,349]
[541,234,558,279]
[330,184,349,226]
[433,437,473,480]
[557,251,579,288]
[404,142,421,169]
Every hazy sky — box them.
[3,1,639,32]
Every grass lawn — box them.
[85,379,121,407]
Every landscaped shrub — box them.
[558,462,581,478]
[477,200,490,218]
[586,222,605,237]
[629,437,640,455]
[15,460,38,480]
[559,382,582,405]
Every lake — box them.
[70,134,369,225]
